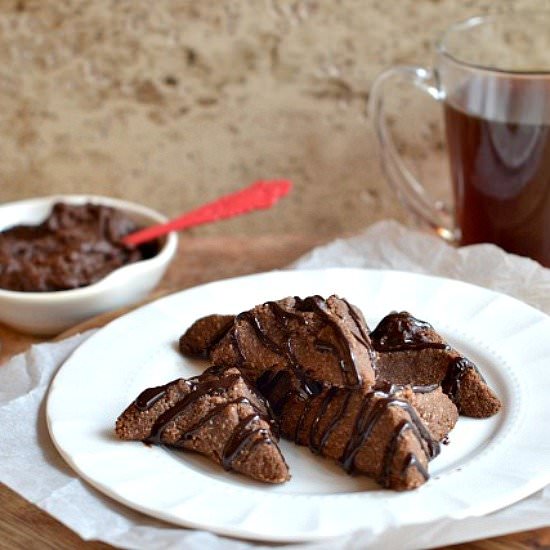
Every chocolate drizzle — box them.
[400,452,430,482]
[341,299,370,347]
[309,386,341,454]
[374,380,440,395]
[199,318,235,359]
[178,396,272,471]
[340,389,439,474]
[232,296,370,394]
[341,298,379,374]
[371,312,449,352]
[381,421,421,486]
[256,369,297,415]
[441,357,477,410]
[145,376,238,445]
[232,306,323,396]
[135,381,175,411]
[222,413,270,471]
[208,318,236,354]
[259,368,439,483]
[140,371,276,472]
[294,395,315,443]
[301,296,363,387]
[411,383,440,394]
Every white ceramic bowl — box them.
[0,195,178,336]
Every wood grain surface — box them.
[0,234,547,549]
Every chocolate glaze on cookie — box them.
[181,295,378,392]
[373,311,501,418]
[370,311,448,352]
[116,366,289,484]
[258,372,440,490]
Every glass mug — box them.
[370,13,550,267]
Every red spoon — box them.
[122,179,293,247]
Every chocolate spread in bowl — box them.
[0,202,159,292]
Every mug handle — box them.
[370,66,458,243]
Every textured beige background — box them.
[0,0,542,237]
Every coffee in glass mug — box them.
[371,14,550,267]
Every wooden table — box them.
[0,235,548,549]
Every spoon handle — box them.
[123,180,292,247]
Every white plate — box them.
[46,268,550,542]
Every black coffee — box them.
[444,78,550,266]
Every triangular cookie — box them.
[257,369,441,491]
[371,312,501,417]
[180,295,377,391]
[115,366,290,484]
